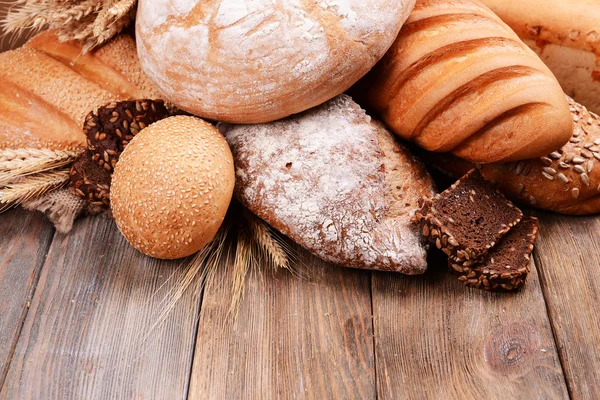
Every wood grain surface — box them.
[534,213,600,400]
[0,209,54,388]
[1,215,203,400]
[371,252,569,400]
[189,248,376,400]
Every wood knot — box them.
[483,322,541,373]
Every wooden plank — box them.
[0,209,54,388]
[189,248,376,400]
[1,215,203,399]
[372,252,569,399]
[533,213,600,400]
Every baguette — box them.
[0,31,160,151]
[357,0,572,164]
[480,0,600,114]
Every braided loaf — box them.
[359,0,572,164]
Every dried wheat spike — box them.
[243,208,291,271]
[0,168,70,212]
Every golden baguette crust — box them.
[0,31,160,151]
[359,0,572,164]
[421,98,600,215]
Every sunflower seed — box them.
[540,157,552,166]
[557,173,569,184]
[588,160,594,173]
[549,151,562,159]
[542,167,557,175]
[542,172,554,180]
[574,165,586,173]
[572,157,586,164]
[581,173,591,186]
[572,188,580,199]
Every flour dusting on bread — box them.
[221,95,435,273]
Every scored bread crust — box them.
[479,0,600,114]
[221,95,435,274]
[136,0,416,124]
[357,0,572,164]
[0,31,160,151]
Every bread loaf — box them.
[136,0,416,123]
[480,0,600,114]
[0,31,160,151]
[421,97,600,215]
[221,95,435,273]
[357,0,572,164]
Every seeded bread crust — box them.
[414,169,523,264]
[85,99,172,172]
[449,217,539,291]
[421,97,600,215]
[222,95,436,274]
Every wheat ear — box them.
[228,225,255,317]
[0,169,70,211]
[243,208,295,271]
[0,148,81,186]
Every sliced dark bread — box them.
[414,169,523,264]
[69,150,111,207]
[449,217,539,291]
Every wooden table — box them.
[0,208,598,399]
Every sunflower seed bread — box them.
[414,169,523,264]
[221,95,436,274]
[449,216,539,291]
[420,97,600,215]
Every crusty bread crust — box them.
[136,0,416,123]
[0,31,160,151]
[358,0,572,164]
[221,95,435,273]
[479,0,600,114]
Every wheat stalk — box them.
[243,208,292,271]
[228,225,254,317]
[0,168,70,211]
[0,148,81,186]
[1,0,137,53]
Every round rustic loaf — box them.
[135,0,416,123]
[111,116,235,259]
[357,0,573,164]
[221,94,435,273]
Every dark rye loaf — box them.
[220,95,436,274]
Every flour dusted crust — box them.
[136,0,416,124]
[221,95,435,273]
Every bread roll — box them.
[221,95,435,273]
[0,31,160,151]
[480,0,600,114]
[357,0,572,164]
[136,0,416,123]
[421,97,600,215]
[111,116,235,259]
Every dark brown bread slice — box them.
[449,217,539,291]
[414,169,523,263]
[85,99,172,172]
[69,150,112,207]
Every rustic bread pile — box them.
[0,0,598,287]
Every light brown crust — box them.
[136,0,416,123]
[0,30,160,151]
[479,0,600,56]
[358,0,572,164]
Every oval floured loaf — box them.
[136,0,416,123]
[220,95,435,273]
